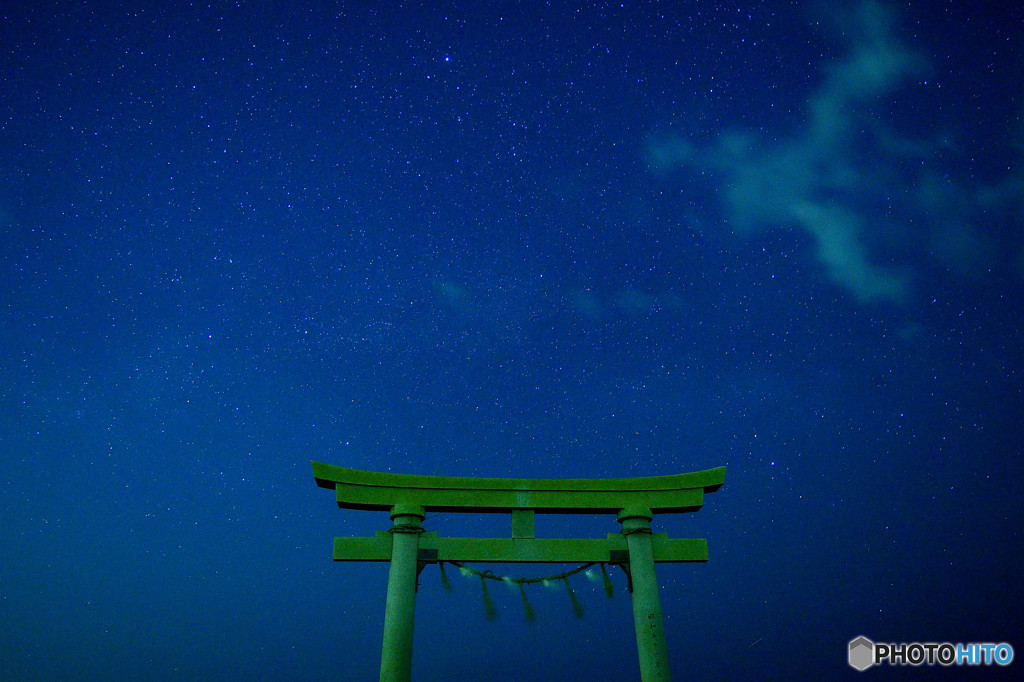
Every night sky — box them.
[2,1,1022,679]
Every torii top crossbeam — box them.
[312,460,725,514]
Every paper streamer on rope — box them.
[439,561,453,592]
[518,583,537,623]
[562,576,584,618]
[479,571,498,620]
[601,563,614,598]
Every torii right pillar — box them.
[619,507,670,681]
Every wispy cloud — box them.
[647,0,1020,304]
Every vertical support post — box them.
[618,507,671,682]
[380,503,425,682]
[511,508,535,538]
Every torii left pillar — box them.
[380,503,425,682]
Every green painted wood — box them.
[379,507,424,682]
[511,509,535,539]
[619,511,672,681]
[332,536,392,561]
[312,461,725,514]
[312,462,725,682]
[331,532,709,563]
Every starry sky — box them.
[2,1,1022,679]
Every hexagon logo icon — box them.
[849,636,874,671]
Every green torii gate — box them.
[313,461,725,681]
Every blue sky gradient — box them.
[2,1,1022,679]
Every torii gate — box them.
[313,461,725,681]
